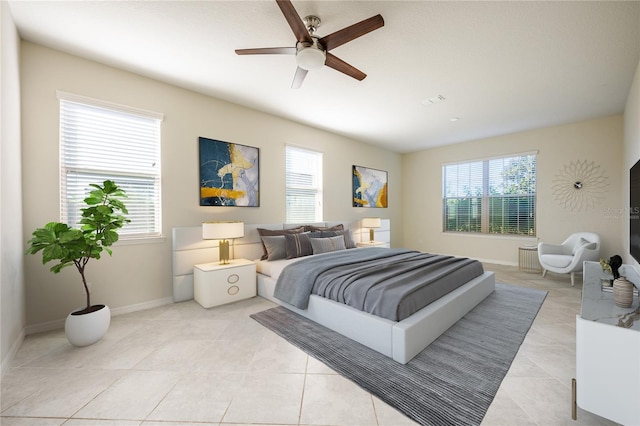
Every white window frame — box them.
[442,152,537,236]
[285,145,323,223]
[58,91,163,241]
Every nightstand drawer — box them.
[194,259,256,308]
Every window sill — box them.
[116,236,166,246]
[442,232,538,242]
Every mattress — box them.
[255,248,361,278]
[271,248,485,321]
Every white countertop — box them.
[581,261,640,330]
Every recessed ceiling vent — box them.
[421,95,446,106]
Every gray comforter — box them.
[273,248,484,321]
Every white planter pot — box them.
[65,304,111,347]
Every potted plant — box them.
[25,180,130,346]
[599,258,614,287]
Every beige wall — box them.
[20,42,402,328]
[1,2,25,372]
[402,115,624,265]
[14,41,640,333]
[623,59,640,266]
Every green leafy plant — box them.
[600,255,623,280]
[25,180,130,314]
[600,258,612,274]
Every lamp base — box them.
[219,240,230,265]
[369,228,375,243]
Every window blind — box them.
[285,146,323,223]
[58,93,163,239]
[443,153,536,235]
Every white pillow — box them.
[572,237,590,255]
[310,235,346,254]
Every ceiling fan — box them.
[235,0,384,89]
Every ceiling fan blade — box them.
[319,14,384,51]
[291,66,308,89]
[235,47,296,55]
[276,0,312,44]
[325,53,366,81]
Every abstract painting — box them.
[353,165,388,208]
[199,137,259,206]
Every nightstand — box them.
[357,241,389,248]
[193,259,256,308]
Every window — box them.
[285,146,323,223]
[443,153,536,235]
[58,92,163,240]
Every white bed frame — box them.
[172,220,495,364]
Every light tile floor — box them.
[1,264,619,426]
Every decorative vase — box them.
[65,304,111,347]
[613,277,634,308]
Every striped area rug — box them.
[250,283,547,426]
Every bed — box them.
[171,220,495,364]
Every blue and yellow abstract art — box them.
[353,165,388,208]
[199,137,259,206]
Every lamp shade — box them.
[296,46,326,70]
[202,221,244,240]
[361,217,381,229]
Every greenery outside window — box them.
[58,92,163,240]
[443,153,536,235]
[285,146,323,223]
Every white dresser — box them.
[575,261,640,424]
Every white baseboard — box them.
[1,328,25,377]
[25,318,65,335]
[110,297,173,316]
[477,258,518,267]
[25,297,174,335]
[436,252,518,268]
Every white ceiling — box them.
[8,1,640,154]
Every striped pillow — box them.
[310,235,346,254]
[257,226,305,260]
[285,232,314,259]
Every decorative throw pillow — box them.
[572,237,590,255]
[261,235,287,261]
[335,229,357,249]
[306,224,344,232]
[257,226,305,260]
[310,235,346,254]
[308,228,356,249]
[284,232,322,259]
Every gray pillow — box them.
[285,232,321,259]
[312,229,356,249]
[257,226,305,260]
[310,235,346,254]
[261,235,287,261]
[335,229,357,249]
[306,224,344,232]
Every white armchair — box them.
[537,232,600,286]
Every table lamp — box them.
[361,217,381,242]
[202,221,244,264]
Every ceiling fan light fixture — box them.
[296,46,326,70]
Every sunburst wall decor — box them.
[552,159,608,211]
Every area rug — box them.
[250,283,547,426]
